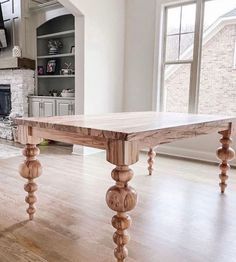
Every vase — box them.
[12,46,22,57]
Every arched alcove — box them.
[37,14,75,36]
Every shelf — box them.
[38,75,75,78]
[37,53,75,59]
[37,30,75,39]
[29,95,75,100]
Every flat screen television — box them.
[0,4,7,48]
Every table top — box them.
[14,112,236,141]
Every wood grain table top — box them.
[14,112,236,141]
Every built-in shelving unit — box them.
[36,14,75,97]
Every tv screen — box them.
[0,4,7,48]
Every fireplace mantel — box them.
[0,57,35,70]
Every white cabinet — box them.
[42,99,56,117]
[29,98,41,117]
[29,97,56,117]
[29,97,74,117]
[57,99,75,116]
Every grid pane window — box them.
[165,4,196,62]
[163,3,196,113]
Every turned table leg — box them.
[106,165,137,261]
[106,140,139,262]
[216,129,235,194]
[147,148,156,176]
[19,144,42,220]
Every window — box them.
[199,0,236,115]
[159,0,236,115]
[160,1,199,113]
[163,2,197,113]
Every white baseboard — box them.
[157,145,236,167]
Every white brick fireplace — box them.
[0,69,35,139]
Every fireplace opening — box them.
[0,85,11,117]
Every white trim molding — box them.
[156,144,236,167]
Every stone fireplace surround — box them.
[0,69,34,139]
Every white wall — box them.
[124,0,236,166]
[124,0,157,111]
[60,0,125,115]
[58,0,125,155]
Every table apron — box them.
[138,122,232,149]
[18,126,107,150]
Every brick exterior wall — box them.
[165,24,236,115]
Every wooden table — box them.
[14,112,236,262]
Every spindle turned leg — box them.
[216,129,235,194]
[106,140,138,262]
[19,144,42,220]
[147,148,156,175]
[106,165,137,262]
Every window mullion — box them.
[178,7,183,60]
[159,7,168,112]
[188,0,205,113]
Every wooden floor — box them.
[0,142,236,262]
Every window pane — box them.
[167,7,181,35]
[204,0,236,30]
[198,0,236,115]
[181,4,196,33]
[166,35,179,61]
[164,64,191,113]
[180,33,194,59]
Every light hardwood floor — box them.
[0,141,236,262]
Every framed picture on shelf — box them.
[70,45,75,54]
[37,66,44,75]
[46,60,57,74]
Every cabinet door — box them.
[29,99,41,117]
[70,101,75,115]
[42,99,56,117]
[57,100,71,116]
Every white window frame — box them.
[233,39,236,69]
[156,0,205,113]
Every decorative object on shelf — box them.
[12,46,22,57]
[70,45,75,54]
[46,60,57,74]
[61,89,75,97]
[60,62,74,75]
[37,66,44,75]
[49,89,58,97]
[48,39,63,55]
